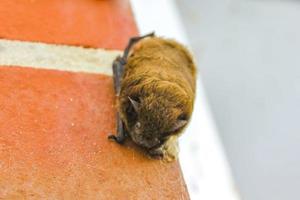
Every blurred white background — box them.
[176,0,300,200]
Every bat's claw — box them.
[108,134,125,144]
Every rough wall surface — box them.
[0,0,189,199]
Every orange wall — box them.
[0,1,189,199]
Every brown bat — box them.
[108,32,196,162]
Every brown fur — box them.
[119,37,196,161]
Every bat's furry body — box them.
[109,34,196,162]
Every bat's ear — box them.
[169,120,188,133]
[128,96,140,113]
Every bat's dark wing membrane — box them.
[108,32,155,144]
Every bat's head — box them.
[125,93,190,149]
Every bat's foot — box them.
[108,134,126,144]
[162,136,179,162]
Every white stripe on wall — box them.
[0,39,122,75]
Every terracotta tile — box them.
[0,67,189,199]
[0,0,189,198]
[0,0,138,49]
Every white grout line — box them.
[0,39,122,75]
